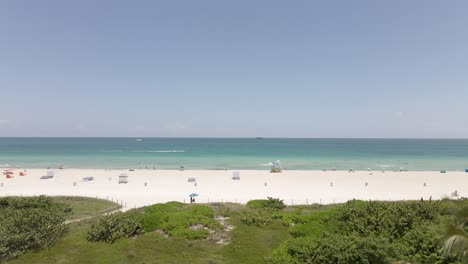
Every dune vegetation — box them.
[2,196,468,263]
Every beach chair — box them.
[188,177,196,182]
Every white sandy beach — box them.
[1,169,467,210]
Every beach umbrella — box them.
[189,193,199,197]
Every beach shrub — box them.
[333,199,449,239]
[0,196,71,261]
[247,197,286,210]
[87,211,143,243]
[142,202,220,240]
[240,208,274,226]
[287,210,339,238]
[268,234,392,264]
[268,199,457,263]
[395,223,458,264]
[247,199,269,209]
[265,197,287,210]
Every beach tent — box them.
[465,169,468,173]
[232,171,240,180]
[119,174,128,184]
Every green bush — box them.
[396,224,459,264]
[142,202,220,240]
[269,233,392,264]
[333,199,448,239]
[247,199,269,209]
[240,208,274,226]
[87,211,143,243]
[0,196,71,261]
[247,197,286,210]
[267,199,457,263]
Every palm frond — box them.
[443,232,468,260]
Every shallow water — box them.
[0,138,467,170]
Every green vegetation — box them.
[87,211,143,243]
[247,197,286,210]
[51,196,121,221]
[86,202,222,243]
[269,199,463,264]
[143,202,221,240]
[0,196,71,261]
[7,200,290,264]
[443,198,468,262]
[5,197,468,264]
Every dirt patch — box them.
[209,216,235,245]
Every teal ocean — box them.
[0,138,467,171]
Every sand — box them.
[1,169,467,210]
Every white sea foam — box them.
[0,164,11,167]
[376,164,394,168]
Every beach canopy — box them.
[189,193,199,197]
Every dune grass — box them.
[51,196,121,221]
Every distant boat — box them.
[255,137,264,139]
[136,139,143,142]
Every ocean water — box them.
[0,138,467,171]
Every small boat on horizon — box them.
[255,137,264,139]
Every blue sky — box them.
[1,0,467,137]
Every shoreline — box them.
[2,168,467,210]
[2,166,467,172]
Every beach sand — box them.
[1,169,467,210]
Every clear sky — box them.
[1,1,467,138]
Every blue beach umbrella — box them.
[189,193,199,197]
